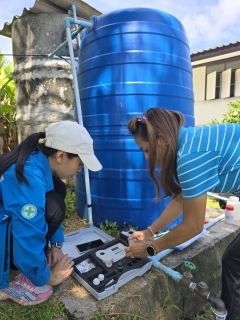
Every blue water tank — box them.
[76,8,194,230]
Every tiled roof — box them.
[0,0,101,38]
[191,41,240,56]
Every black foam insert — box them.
[73,238,150,293]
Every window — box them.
[230,70,235,97]
[216,72,221,99]
[194,59,240,101]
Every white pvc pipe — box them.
[66,26,94,227]
[150,209,226,277]
[207,192,228,202]
[71,5,81,49]
[51,55,79,61]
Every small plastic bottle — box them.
[227,196,240,221]
[224,205,235,224]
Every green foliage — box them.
[208,99,240,124]
[0,52,17,152]
[0,56,15,104]
[129,224,138,231]
[0,294,69,320]
[206,197,220,208]
[99,220,120,237]
[193,306,214,319]
[64,190,76,219]
[92,311,109,320]
[159,291,181,318]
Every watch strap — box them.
[51,242,63,249]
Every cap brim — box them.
[79,154,102,172]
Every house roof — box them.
[191,41,240,61]
[0,0,102,38]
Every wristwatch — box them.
[51,242,63,249]
[146,242,157,256]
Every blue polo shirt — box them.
[0,150,64,286]
[177,124,240,199]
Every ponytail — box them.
[0,132,45,184]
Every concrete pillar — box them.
[12,13,75,141]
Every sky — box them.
[0,0,239,61]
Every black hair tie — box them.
[38,132,45,139]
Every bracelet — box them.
[147,226,155,238]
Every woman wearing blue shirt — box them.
[125,107,239,319]
[0,120,102,305]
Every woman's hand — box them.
[48,246,64,268]
[128,230,149,242]
[48,254,74,286]
[124,240,149,258]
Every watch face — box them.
[147,245,155,256]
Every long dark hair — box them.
[0,132,78,185]
[127,107,185,200]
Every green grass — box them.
[0,293,69,320]
[192,306,214,319]
[206,197,220,209]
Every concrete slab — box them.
[56,207,240,319]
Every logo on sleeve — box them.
[21,204,37,219]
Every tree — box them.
[209,100,240,125]
[0,52,17,153]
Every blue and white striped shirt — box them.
[177,124,240,199]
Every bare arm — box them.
[130,193,184,240]
[152,193,207,253]
[149,193,184,234]
[126,193,207,257]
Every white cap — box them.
[93,278,100,286]
[229,196,239,202]
[98,274,104,281]
[44,121,102,172]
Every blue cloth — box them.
[173,229,208,250]
[0,150,64,287]
[177,124,240,199]
[0,210,12,289]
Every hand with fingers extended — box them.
[48,254,74,286]
[48,247,64,268]
[124,240,149,258]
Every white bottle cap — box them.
[93,278,100,285]
[98,274,104,281]
[229,196,239,202]
[105,260,112,268]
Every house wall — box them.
[194,96,239,126]
[192,48,240,126]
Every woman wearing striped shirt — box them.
[125,107,240,319]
